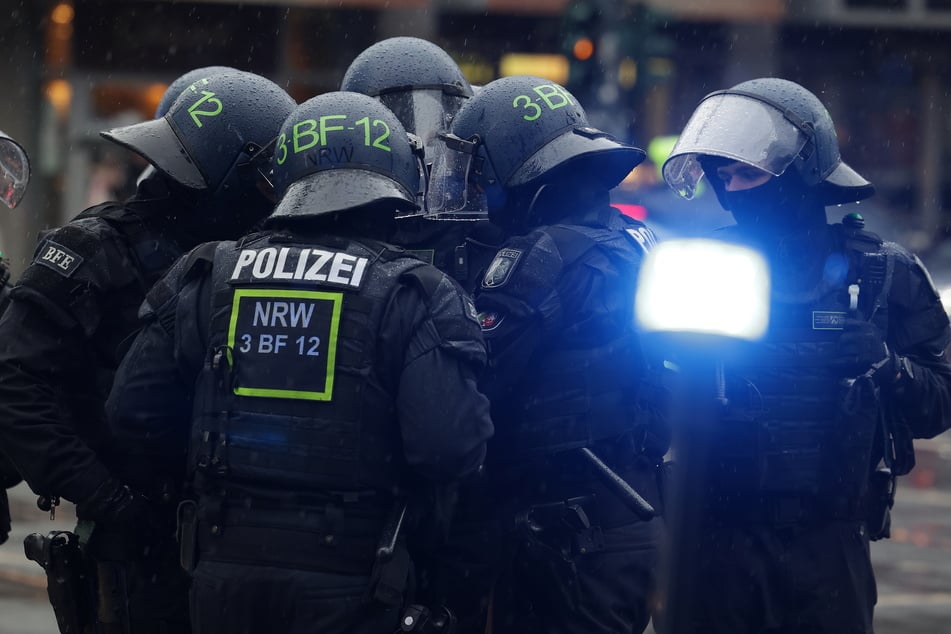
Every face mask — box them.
[723,171,822,237]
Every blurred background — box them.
[1,0,950,271]
[1,1,951,632]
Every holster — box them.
[95,561,130,634]
[23,530,96,634]
[515,495,606,560]
[368,501,411,608]
[865,467,896,541]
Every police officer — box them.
[106,91,493,634]
[427,75,666,634]
[659,77,951,633]
[341,36,506,294]
[0,128,30,546]
[0,71,295,633]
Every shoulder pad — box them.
[21,220,125,287]
[400,261,445,301]
[73,201,129,223]
[834,221,884,254]
[401,263,482,340]
[141,241,220,319]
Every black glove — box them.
[835,318,899,386]
[75,477,149,527]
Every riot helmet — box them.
[102,71,296,224]
[155,65,237,118]
[267,91,420,222]
[0,130,30,209]
[341,37,472,150]
[341,37,473,216]
[426,75,645,225]
[663,78,873,206]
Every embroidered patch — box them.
[482,248,522,289]
[33,240,84,277]
[478,311,504,331]
[812,311,847,330]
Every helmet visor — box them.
[378,89,466,160]
[0,133,30,209]
[663,93,808,200]
[425,133,488,221]
[101,117,207,190]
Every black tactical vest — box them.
[709,222,892,509]
[491,217,657,461]
[191,232,433,498]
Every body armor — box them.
[194,232,433,496]
[488,214,655,460]
[709,222,892,516]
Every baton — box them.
[376,501,408,562]
[579,447,656,521]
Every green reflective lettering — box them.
[371,119,391,151]
[355,117,371,146]
[293,119,320,154]
[354,117,390,151]
[533,84,573,110]
[275,133,288,165]
[187,90,223,128]
[319,115,347,146]
[513,94,542,121]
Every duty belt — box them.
[712,492,865,526]
[181,499,386,575]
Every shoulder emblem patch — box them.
[34,240,84,277]
[482,248,522,289]
[478,311,504,332]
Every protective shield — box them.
[376,89,467,219]
[425,133,488,220]
[0,131,31,209]
[663,93,808,200]
[378,89,465,158]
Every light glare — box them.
[635,239,770,340]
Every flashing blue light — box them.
[635,239,770,340]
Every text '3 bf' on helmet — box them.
[426,75,645,219]
[663,77,873,205]
[267,91,421,221]
[101,71,296,197]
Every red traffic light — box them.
[572,37,595,61]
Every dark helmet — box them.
[101,71,296,214]
[340,37,472,147]
[155,65,237,118]
[0,130,30,209]
[341,37,473,216]
[663,77,873,206]
[426,75,645,222]
[268,91,420,221]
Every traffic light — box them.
[562,1,602,98]
[618,3,675,93]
